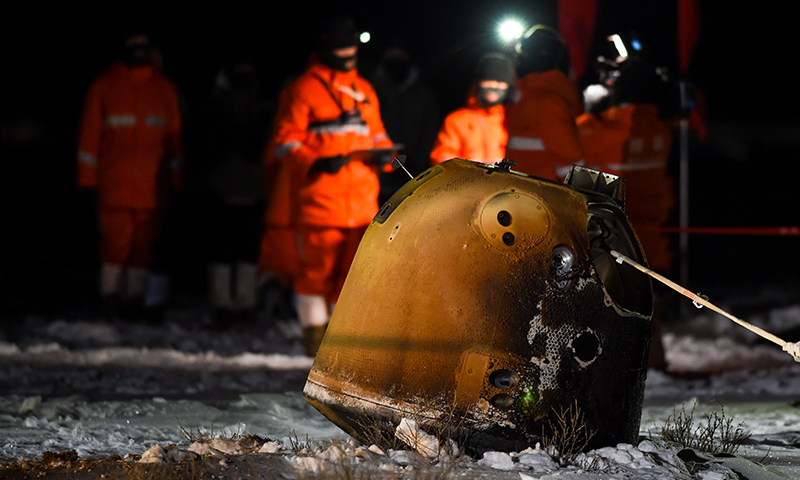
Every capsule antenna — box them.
[392,154,413,179]
[495,158,518,172]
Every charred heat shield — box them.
[303,159,653,454]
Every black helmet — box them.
[611,59,666,106]
[317,15,360,71]
[474,53,515,85]
[117,25,153,67]
[318,15,359,52]
[515,25,569,77]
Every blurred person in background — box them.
[505,25,584,181]
[430,52,516,166]
[266,15,396,355]
[77,27,183,322]
[369,44,440,203]
[577,58,674,370]
[256,88,301,328]
[196,56,273,326]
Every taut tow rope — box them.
[607,248,800,362]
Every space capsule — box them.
[303,159,653,453]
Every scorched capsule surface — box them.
[303,159,653,453]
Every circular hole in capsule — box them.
[489,369,520,390]
[572,331,601,363]
[490,394,514,409]
[502,232,515,246]
[497,210,512,226]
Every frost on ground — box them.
[1,284,799,478]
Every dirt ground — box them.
[0,449,493,480]
[0,450,292,480]
[0,452,387,480]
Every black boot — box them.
[123,296,146,323]
[101,295,122,322]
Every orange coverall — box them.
[430,95,507,165]
[504,70,584,181]
[77,61,182,267]
[577,103,675,271]
[270,61,392,302]
[257,131,301,287]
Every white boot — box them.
[234,262,258,311]
[296,294,329,356]
[296,294,328,328]
[126,267,149,299]
[100,264,123,297]
[209,263,233,310]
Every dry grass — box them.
[541,401,597,467]
[657,399,751,454]
[177,417,246,444]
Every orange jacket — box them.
[577,103,675,270]
[271,61,392,228]
[258,123,301,283]
[263,84,297,228]
[77,62,182,209]
[430,95,507,165]
[504,70,584,181]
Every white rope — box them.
[608,249,800,363]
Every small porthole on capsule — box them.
[489,369,520,390]
[497,210,512,226]
[502,232,515,246]
[490,394,514,409]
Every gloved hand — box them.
[311,155,350,174]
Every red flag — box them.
[678,0,700,73]
[558,0,598,81]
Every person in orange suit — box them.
[430,53,516,166]
[268,15,396,355]
[256,116,302,325]
[77,28,182,321]
[505,25,585,181]
[577,59,675,370]
[578,60,675,272]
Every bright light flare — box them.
[360,31,371,44]
[609,34,628,59]
[498,19,525,42]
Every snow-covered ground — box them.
[1,282,799,479]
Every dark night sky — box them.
[3,0,799,310]
[5,0,798,135]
